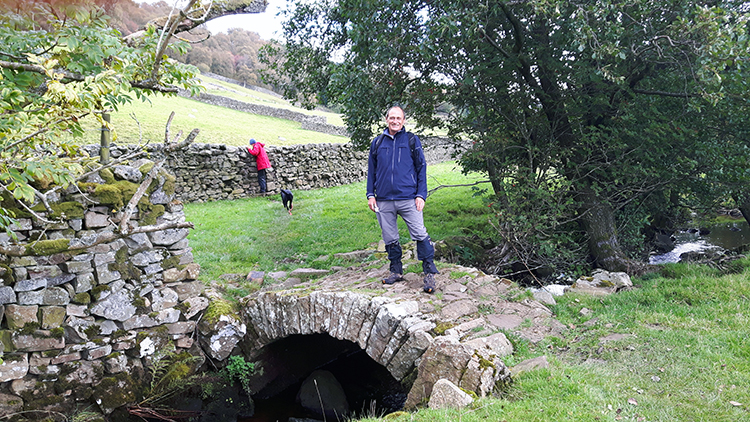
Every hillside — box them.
[91,74,349,147]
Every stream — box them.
[649,220,750,264]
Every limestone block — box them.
[387,329,434,380]
[17,290,43,305]
[198,313,246,361]
[176,337,194,348]
[64,260,93,274]
[182,296,209,319]
[43,287,70,306]
[83,345,112,360]
[428,378,474,409]
[151,287,178,312]
[94,264,121,284]
[12,331,65,352]
[0,354,29,382]
[13,266,27,281]
[90,290,136,322]
[0,391,24,415]
[184,262,200,279]
[0,286,16,305]
[74,272,95,294]
[143,263,163,276]
[131,250,165,266]
[66,304,89,317]
[65,316,96,343]
[166,321,196,336]
[439,299,479,321]
[94,251,116,267]
[378,316,434,368]
[10,256,37,267]
[124,232,153,251]
[27,265,62,279]
[366,301,419,362]
[463,332,513,358]
[40,306,66,329]
[113,165,142,182]
[85,211,110,228]
[148,228,189,246]
[14,277,47,292]
[97,319,119,336]
[47,273,76,287]
[356,296,392,349]
[103,353,128,374]
[163,267,186,282]
[405,337,473,409]
[4,305,38,329]
[172,280,204,301]
[511,355,549,376]
[125,308,180,331]
[50,351,81,365]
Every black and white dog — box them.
[280,189,294,215]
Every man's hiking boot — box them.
[423,273,436,293]
[382,272,404,285]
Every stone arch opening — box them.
[242,333,407,421]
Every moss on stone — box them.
[50,327,65,339]
[25,238,71,256]
[160,255,180,271]
[73,292,91,304]
[99,168,116,184]
[432,321,455,336]
[105,352,122,360]
[18,322,41,335]
[0,263,14,286]
[139,162,155,175]
[161,172,176,197]
[84,325,102,339]
[109,246,140,282]
[49,201,85,219]
[203,298,239,325]
[91,284,111,301]
[111,329,128,340]
[140,203,165,226]
[92,183,124,208]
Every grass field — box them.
[183,161,490,281]
[80,75,349,147]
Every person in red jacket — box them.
[247,138,271,194]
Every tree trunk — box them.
[577,185,642,273]
[733,193,750,227]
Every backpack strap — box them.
[371,132,419,166]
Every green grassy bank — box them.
[358,263,750,422]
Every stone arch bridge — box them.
[199,263,565,408]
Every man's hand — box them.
[415,197,425,212]
[368,197,378,212]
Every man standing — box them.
[247,138,271,194]
[366,106,438,293]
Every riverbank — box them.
[355,260,750,421]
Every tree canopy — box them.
[265,0,750,275]
[0,0,266,238]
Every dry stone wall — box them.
[85,138,463,203]
[0,161,209,416]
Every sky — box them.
[134,0,288,41]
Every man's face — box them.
[386,107,405,134]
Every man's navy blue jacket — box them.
[366,127,428,201]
